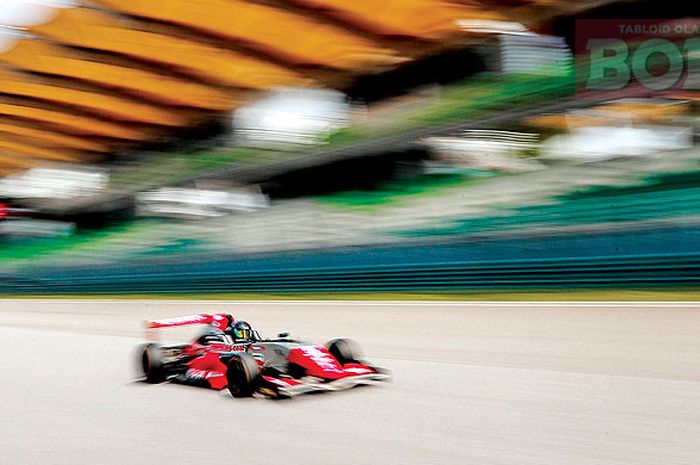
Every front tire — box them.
[139,343,166,383]
[325,338,362,365]
[225,353,260,398]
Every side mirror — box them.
[277,332,289,338]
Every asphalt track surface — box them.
[0,300,698,465]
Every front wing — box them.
[259,370,391,398]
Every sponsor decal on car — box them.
[298,346,343,373]
[209,343,248,352]
[343,366,373,375]
[186,368,224,380]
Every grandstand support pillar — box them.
[222,110,237,148]
[470,41,503,74]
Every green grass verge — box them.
[0,221,157,262]
[315,172,495,210]
[0,220,199,267]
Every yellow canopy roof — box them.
[596,101,689,121]
[0,69,190,127]
[0,154,38,171]
[0,40,235,110]
[288,0,503,39]
[0,121,111,153]
[91,0,403,69]
[0,137,86,163]
[31,7,313,90]
[527,101,690,129]
[0,103,148,140]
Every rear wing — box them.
[146,314,218,329]
[145,313,233,339]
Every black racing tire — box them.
[139,343,166,384]
[225,353,260,398]
[325,338,362,365]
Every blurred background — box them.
[0,0,697,294]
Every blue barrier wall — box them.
[2,225,700,293]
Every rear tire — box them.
[225,353,260,398]
[139,343,166,383]
[325,338,362,365]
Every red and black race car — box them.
[137,313,389,398]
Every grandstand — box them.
[0,0,698,293]
[0,0,505,174]
[3,141,700,272]
[0,0,592,216]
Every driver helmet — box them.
[231,321,253,342]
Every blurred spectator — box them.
[422,130,545,173]
[0,166,108,199]
[136,186,269,219]
[233,87,350,149]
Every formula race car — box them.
[137,313,389,398]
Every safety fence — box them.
[2,225,700,294]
